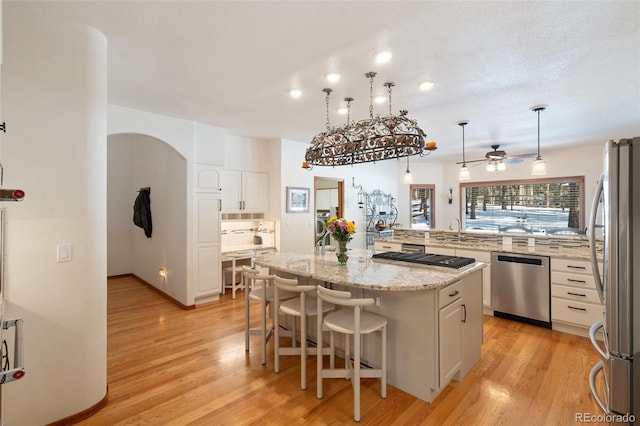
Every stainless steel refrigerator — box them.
[589,137,640,422]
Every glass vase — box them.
[336,240,349,265]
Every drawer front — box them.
[551,258,593,274]
[456,249,490,263]
[373,241,403,252]
[552,297,604,327]
[551,271,597,290]
[551,284,602,305]
[439,280,463,309]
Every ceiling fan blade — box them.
[455,158,487,165]
[510,152,538,159]
[504,158,523,164]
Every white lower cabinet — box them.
[456,249,491,310]
[551,258,604,335]
[372,241,403,252]
[437,269,483,389]
[439,296,463,387]
[427,246,492,310]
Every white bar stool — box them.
[316,285,387,422]
[273,276,334,390]
[243,266,274,365]
[222,250,254,299]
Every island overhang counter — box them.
[255,248,487,403]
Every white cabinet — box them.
[437,271,483,389]
[438,296,463,387]
[551,258,604,335]
[427,245,491,310]
[457,249,491,309]
[194,164,222,193]
[316,188,338,210]
[373,241,403,252]
[194,193,221,299]
[460,269,483,376]
[221,170,268,214]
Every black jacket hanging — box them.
[133,188,152,238]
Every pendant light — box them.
[531,105,547,176]
[403,157,413,184]
[458,121,470,181]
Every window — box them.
[409,184,435,229]
[460,176,585,234]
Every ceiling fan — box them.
[456,144,537,171]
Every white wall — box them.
[108,134,188,303]
[107,137,133,274]
[394,157,445,229]
[278,139,399,252]
[439,141,606,229]
[2,3,107,424]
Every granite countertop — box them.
[254,248,486,292]
[376,236,600,262]
[221,245,276,255]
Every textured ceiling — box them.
[27,1,640,162]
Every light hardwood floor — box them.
[77,275,606,425]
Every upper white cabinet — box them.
[316,188,338,210]
[194,163,222,192]
[221,169,268,214]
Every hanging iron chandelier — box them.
[303,72,435,169]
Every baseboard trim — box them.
[108,274,195,310]
[47,386,108,426]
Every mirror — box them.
[314,177,344,248]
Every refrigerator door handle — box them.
[589,175,604,303]
[589,361,609,415]
[589,320,609,362]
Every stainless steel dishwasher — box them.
[491,252,551,328]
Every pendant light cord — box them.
[537,108,541,159]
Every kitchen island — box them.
[255,248,486,403]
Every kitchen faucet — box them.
[449,217,463,241]
[316,231,327,255]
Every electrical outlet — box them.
[57,243,72,262]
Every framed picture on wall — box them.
[286,186,310,213]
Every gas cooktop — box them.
[372,251,476,269]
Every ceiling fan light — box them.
[459,165,470,181]
[531,158,546,175]
[497,161,506,171]
[486,162,496,172]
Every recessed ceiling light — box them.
[419,81,434,91]
[326,73,341,83]
[374,50,393,64]
[374,95,386,104]
[289,89,302,98]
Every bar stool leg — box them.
[261,284,268,365]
